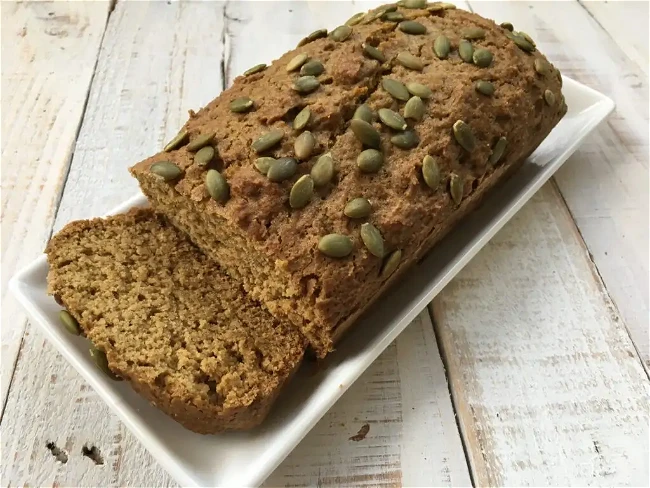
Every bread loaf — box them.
[130,4,567,357]
[45,209,305,433]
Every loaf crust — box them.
[45,209,305,433]
[131,5,567,356]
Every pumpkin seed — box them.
[404,96,425,121]
[381,249,402,278]
[293,107,311,130]
[300,60,325,76]
[344,197,372,218]
[187,133,215,152]
[255,157,276,175]
[294,131,316,160]
[399,20,427,35]
[500,21,514,31]
[475,80,495,96]
[462,27,485,39]
[353,104,374,124]
[374,4,398,19]
[511,33,535,52]
[459,40,474,63]
[267,157,298,182]
[244,63,267,76]
[544,89,556,106]
[433,35,451,59]
[391,130,419,149]
[473,48,493,67]
[404,0,426,7]
[406,82,432,98]
[293,76,320,94]
[229,97,254,113]
[346,12,365,26]
[378,108,407,131]
[440,2,457,9]
[422,155,441,189]
[59,310,80,335]
[286,53,309,72]
[252,129,284,153]
[534,58,549,76]
[363,43,386,63]
[318,234,353,258]
[311,153,335,186]
[489,136,507,165]
[518,31,536,47]
[194,146,215,167]
[289,175,314,209]
[330,25,353,42]
[150,161,183,181]
[449,173,463,204]
[205,169,230,202]
[426,4,444,13]
[163,130,188,152]
[360,223,385,258]
[350,119,381,148]
[396,52,424,71]
[298,28,328,47]
[382,78,410,101]
[89,346,121,381]
[452,120,476,152]
[382,11,404,21]
[357,149,384,173]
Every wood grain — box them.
[0,0,110,410]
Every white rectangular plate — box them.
[10,77,613,487]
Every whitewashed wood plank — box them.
[0,0,110,409]
[469,0,649,366]
[431,183,650,487]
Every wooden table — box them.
[2,1,648,486]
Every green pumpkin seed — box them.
[267,157,298,182]
[311,153,335,187]
[194,146,215,167]
[255,157,276,175]
[449,173,463,204]
[396,52,424,71]
[293,76,320,94]
[353,104,374,124]
[475,80,495,96]
[163,130,188,152]
[422,155,441,190]
[59,310,80,335]
[205,169,230,202]
[406,82,432,98]
[399,20,427,35]
[150,161,183,181]
[534,58,549,76]
[346,12,365,26]
[473,48,493,67]
[489,137,507,165]
[440,2,457,9]
[286,53,309,72]
[381,249,402,278]
[289,175,314,209]
[433,35,451,59]
[295,130,316,160]
[459,40,474,63]
[298,28,328,47]
[404,96,425,121]
[357,149,384,173]
[89,346,122,380]
[382,11,404,21]
[229,97,254,113]
[344,197,372,218]
[252,129,284,153]
[426,4,444,13]
[511,33,535,52]
[300,60,325,76]
[404,0,426,7]
[330,25,353,42]
[318,234,353,258]
[382,78,410,101]
[500,21,514,31]
[452,120,476,152]
[363,43,386,63]
[391,130,419,149]
[518,31,536,47]
[293,107,311,131]
[378,108,407,131]
[462,27,485,39]
[544,89,556,106]
[350,119,381,149]
[360,223,385,258]
[187,133,215,152]
[244,63,267,76]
